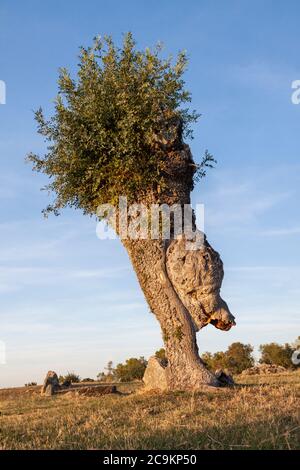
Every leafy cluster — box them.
[96,357,147,382]
[58,371,81,383]
[259,342,296,369]
[202,342,255,375]
[114,357,147,382]
[27,33,204,216]
[154,348,168,366]
[202,338,300,374]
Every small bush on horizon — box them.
[201,337,300,374]
[259,342,296,369]
[115,357,147,382]
[60,372,81,383]
[201,342,255,375]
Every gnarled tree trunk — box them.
[121,131,235,390]
[113,122,235,390]
[124,238,219,389]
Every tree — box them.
[259,342,294,369]
[201,351,227,372]
[201,343,254,374]
[27,33,235,390]
[225,342,254,374]
[115,357,147,382]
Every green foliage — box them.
[62,371,81,383]
[202,342,255,375]
[259,342,294,369]
[24,382,37,387]
[194,150,216,181]
[155,348,168,366]
[225,342,255,374]
[27,33,213,216]
[201,351,227,371]
[155,348,166,360]
[114,357,147,382]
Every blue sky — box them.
[0,0,300,387]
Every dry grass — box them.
[0,372,300,450]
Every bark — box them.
[119,123,235,390]
[123,237,219,389]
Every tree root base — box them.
[143,356,235,391]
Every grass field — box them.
[1,372,300,450]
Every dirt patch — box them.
[73,385,117,396]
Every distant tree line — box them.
[95,337,300,381]
[201,342,255,375]
[201,337,300,375]
[25,336,300,386]
[97,357,148,383]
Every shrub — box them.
[201,351,227,371]
[155,348,168,366]
[62,372,81,383]
[115,357,147,382]
[225,342,255,374]
[259,342,294,369]
[201,342,255,375]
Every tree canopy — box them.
[259,342,295,369]
[202,342,255,375]
[114,357,147,382]
[27,33,212,217]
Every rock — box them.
[241,364,287,376]
[41,371,60,395]
[44,384,54,396]
[143,356,168,391]
[75,385,117,396]
[215,369,235,387]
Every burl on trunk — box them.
[122,130,235,391]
